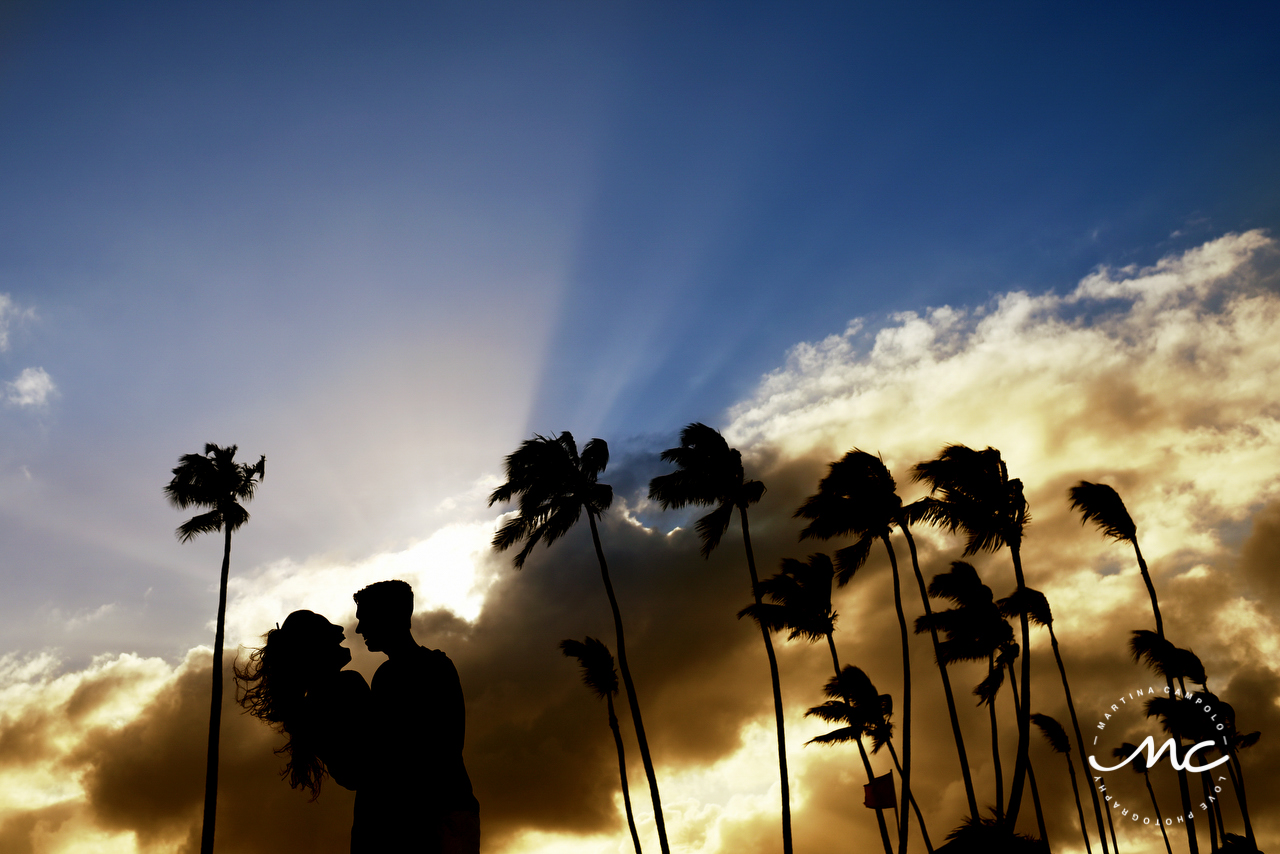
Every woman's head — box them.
[235,610,350,796]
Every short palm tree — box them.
[1000,587,1107,854]
[916,561,1012,820]
[1031,713,1091,854]
[1111,741,1173,854]
[561,637,642,854]
[648,423,790,854]
[165,443,265,854]
[796,449,972,839]
[490,433,669,854]
[741,554,894,854]
[912,445,1033,830]
[808,667,934,853]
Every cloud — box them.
[6,368,56,408]
[0,232,1278,852]
[0,295,35,353]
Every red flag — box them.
[863,772,896,809]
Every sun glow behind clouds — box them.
[224,518,500,650]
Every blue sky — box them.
[2,4,1280,852]
[2,0,1278,663]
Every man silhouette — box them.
[352,580,480,854]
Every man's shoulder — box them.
[371,645,455,689]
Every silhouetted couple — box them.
[237,580,480,853]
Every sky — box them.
[0,2,1278,853]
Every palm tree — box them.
[741,553,894,854]
[648,423,790,854]
[1134,632,1209,854]
[561,637,642,854]
[996,644,1048,847]
[916,561,1012,820]
[1000,587,1107,854]
[490,432,670,854]
[1031,713,1092,854]
[164,443,265,854]
[911,445,1033,830]
[796,450,976,833]
[1070,481,1196,851]
[808,667,934,853]
[1111,741,1173,854]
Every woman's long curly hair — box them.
[234,610,331,797]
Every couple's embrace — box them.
[236,580,480,853]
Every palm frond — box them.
[693,500,735,558]
[176,509,223,543]
[560,637,618,699]
[794,449,900,542]
[1068,481,1136,543]
[998,587,1052,627]
[832,536,873,586]
[1030,712,1070,754]
[975,666,1005,707]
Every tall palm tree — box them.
[1000,587,1107,854]
[796,450,976,832]
[808,667,934,854]
[1070,481,1196,851]
[490,432,670,854]
[164,443,265,854]
[561,637,642,854]
[916,561,1012,821]
[648,423,790,854]
[911,445,1033,830]
[1111,741,1173,854]
[1031,713,1092,854]
[741,554,894,854]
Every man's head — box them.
[354,579,414,652]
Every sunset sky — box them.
[1,3,1279,853]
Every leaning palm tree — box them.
[1070,481,1194,851]
[912,445,1033,830]
[165,443,265,854]
[1000,587,1105,854]
[490,433,670,854]
[741,553,894,854]
[1111,741,1173,854]
[917,561,1012,820]
[1031,713,1091,854]
[561,637,642,854]
[796,449,971,840]
[808,667,934,853]
[648,423,790,854]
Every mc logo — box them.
[1088,735,1230,774]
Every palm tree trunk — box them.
[740,507,793,854]
[828,636,893,854]
[1227,752,1255,843]
[1132,541,1163,641]
[1062,754,1092,854]
[587,513,670,854]
[900,524,978,819]
[1047,623,1105,854]
[1005,661,1046,846]
[1004,544,1033,832]
[1171,676,1200,854]
[1146,772,1174,854]
[1102,774,1120,854]
[884,740,934,853]
[1201,773,1219,852]
[879,535,912,854]
[988,653,1004,823]
[1134,539,1198,854]
[607,695,643,854]
[199,524,232,854]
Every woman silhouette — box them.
[236,610,370,799]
